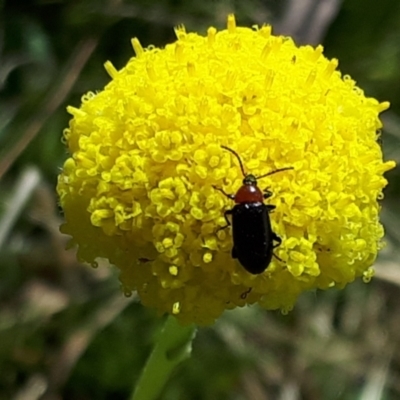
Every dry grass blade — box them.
[0,166,41,249]
[42,294,135,399]
[276,0,342,44]
[359,347,393,400]
[0,36,99,180]
[382,112,400,142]
[374,262,400,287]
[13,374,47,400]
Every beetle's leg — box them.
[272,231,282,248]
[263,191,277,213]
[137,257,153,263]
[216,209,233,232]
[272,232,283,262]
[212,185,235,200]
[240,287,252,299]
[222,209,233,228]
[263,188,273,200]
[266,204,276,213]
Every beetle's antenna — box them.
[256,167,293,180]
[221,145,247,177]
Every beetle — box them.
[213,145,292,274]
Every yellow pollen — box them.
[271,36,282,53]
[306,70,317,87]
[175,42,184,62]
[203,252,213,263]
[187,62,196,77]
[104,61,118,79]
[227,14,236,33]
[312,45,324,61]
[207,27,216,45]
[259,25,272,39]
[261,43,273,60]
[146,63,157,81]
[66,106,85,117]
[172,302,180,315]
[264,70,275,90]
[131,38,144,57]
[363,268,375,283]
[174,24,186,40]
[378,101,390,112]
[323,59,339,79]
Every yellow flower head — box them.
[57,15,395,325]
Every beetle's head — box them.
[243,174,257,186]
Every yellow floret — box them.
[57,14,395,325]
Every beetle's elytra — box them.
[213,145,292,274]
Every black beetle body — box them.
[228,201,280,274]
[214,146,292,274]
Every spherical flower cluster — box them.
[57,14,395,325]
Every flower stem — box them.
[131,316,197,400]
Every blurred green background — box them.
[1,1,399,399]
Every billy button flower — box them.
[57,14,396,325]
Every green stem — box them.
[131,316,197,400]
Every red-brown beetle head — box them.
[234,174,264,204]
